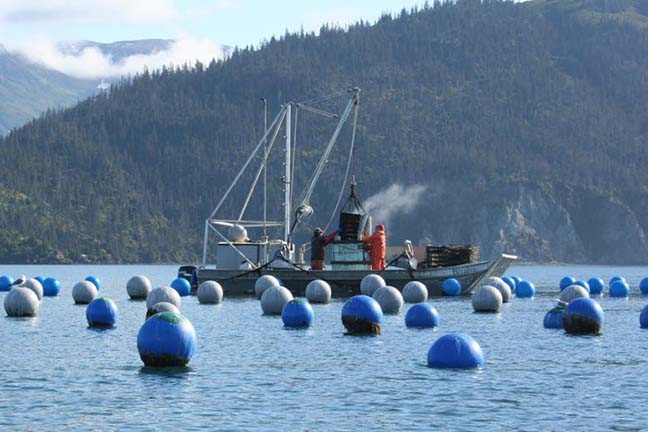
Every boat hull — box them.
[197,254,517,297]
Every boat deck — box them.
[197,254,517,297]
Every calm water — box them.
[1,264,648,431]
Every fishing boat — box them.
[189,88,516,297]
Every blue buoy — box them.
[85,275,101,290]
[609,276,626,286]
[609,280,630,298]
[563,297,604,335]
[137,311,197,367]
[543,306,564,329]
[282,298,314,328]
[341,295,383,335]
[640,278,648,295]
[588,278,605,295]
[86,297,119,328]
[42,277,62,297]
[560,276,575,291]
[35,276,45,285]
[573,280,590,292]
[0,275,13,292]
[405,303,439,328]
[640,305,648,328]
[170,278,191,297]
[516,280,536,298]
[501,276,516,293]
[427,333,484,369]
[441,278,461,296]
[510,275,522,286]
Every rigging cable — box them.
[323,96,361,233]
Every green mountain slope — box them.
[0,46,98,135]
[1,0,648,264]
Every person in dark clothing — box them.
[310,227,339,270]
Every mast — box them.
[284,103,292,243]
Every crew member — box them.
[310,227,338,271]
[363,224,386,271]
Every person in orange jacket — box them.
[363,224,386,270]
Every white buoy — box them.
[402,281,428,303]
[372,286,404,314]
[360,274,386,296]
[228,224,248,242]
[4,287,39,317]
[254,275,280,299]
[22,278,43,300]
[472,285,502,312]
[127,275,152,299]
[559,285,590,304]
[197,281,223,304]
[150,302,180,315]
[146,286,182,310]
[305,279,331,304]
[484,277,512,303]
[260,285,293,315]
[72,281,98,304]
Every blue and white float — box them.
[543,306,564,329]
[282,298,314,328]
[640,305,648,328]
[85,275,101,290]
[137,311,197,367]
[609,280,630,298]
[405,303,439,328]
[501,276,516,294]
[573,280,590,292]
[563,297,604,335]
[427,333,484,369]
[43,277,62,297]
[640,278,648,295]
[560,276,575,291]
[588,278,605,295]
[516,280,536,298]
[341,295,383,335]
[86,297,119,328]
[170,278,191,297]
[441,278,462,296]
[0,275,13,292]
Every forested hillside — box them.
[1,0,648,264]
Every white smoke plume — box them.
[364,184,427,227]
[10,35,222,79]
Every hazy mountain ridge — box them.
[1,0,647,264]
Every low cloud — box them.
[365,184,427,227]
[10,35,222,79]
[0,0,177,23]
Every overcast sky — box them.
[0,0,424,47]
[0,1,524,79]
